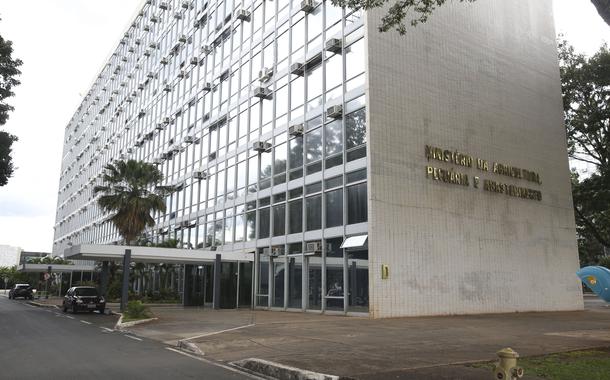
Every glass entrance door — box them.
[184,264,206,306]
[238,262,253,308]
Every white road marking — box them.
[165,347,265,379]
[182,323,255,342]
[65,316,75,320]
[125,335,142,341]
[80,320,92,325]
[101,327,114,333]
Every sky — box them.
[0,0,608,253]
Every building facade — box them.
[0,245,22,268]
[53,0,583,317]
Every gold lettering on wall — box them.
[424,144,543,201]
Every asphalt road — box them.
[0,296,255,380]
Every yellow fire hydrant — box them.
[493,348,524,380]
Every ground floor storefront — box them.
[64,241,369,315]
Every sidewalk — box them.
[122,297,610,379]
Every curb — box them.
[232,358,355,380]
[114,313,158,330]
[27,301,60,309]
[176,340,205,356]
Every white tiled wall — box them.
[365,0,583,318]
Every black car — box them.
[62,286,106,314]
[8,284,33,300]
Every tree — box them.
[0,31,22,186]
[332,0,610,35]
[93,160,170,245]
[560,41,610,264]
[0,131,17,186]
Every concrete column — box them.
[120,249,131,312]
[213,254,221,310]
[100,261,109,298]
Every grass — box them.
[121,300,153,322]
[470,348,610,380]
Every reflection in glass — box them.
[307,255,322,310]
[325,237,344,311]
[347,250,369,312]
[272,258,285,307]
[288,255,303,308]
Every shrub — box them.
[124,300,151,320]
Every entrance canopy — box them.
[64,244,254,264]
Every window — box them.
[305,194,321,231]
[272,203,286,236]
[345,108,366,162]
[347,182,367,224]
[325,188,342,228]
[288,136,303,180]
[305,128,322,174]
[259,207,270,238]
[288,198,302,233]
[324,119,343,169]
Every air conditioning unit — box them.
[150,15,159,23]
[121,56,128,62]
[252,86,272,99]
[174,12,183,20]
[190,57,199,65]
[149,42,158,49]
[179,34,187,43]
[271,247,283,257]
[160,57,169,65]
[235,9,251,22]
[202,82,212,91]
[326,104,343,119]
[128,46,135,53]
[202,45,213,54]
[127,148,133,153]
[144,49,151,57]
[181,1,192,9]
[180,220,191,228]
[163,117,171,125]
[252,141,272,152]
[259,67,274,82]
[155,123,165,131]
[143,24,151,31]
[300,0,316,13]
[325,38,342,54]
[163,84,172,92]
[147,71,155,79]
[178,70,187,78]
[138,83,145,90]
[305,241,322,253]
[193,170,207,180]
[159,2,169,10]
[290,62,305,76]
[154,157,163,164]
[182,136,193,144]
[288,123,304,136]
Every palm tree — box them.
[93,160,170,245]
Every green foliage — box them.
[124,300,152,320]
[0,266,31,287]
[328,0,610,36]
[560,41,610,264]
[154,238,181,248]
[0,131,17,186]
[93,160,170,245]
[26,255,72,265]
[0,30,22,187]
[598,255,610,269]
[331,0,475,34]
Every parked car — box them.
[62,286,106,314]
[8,284,34,300]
